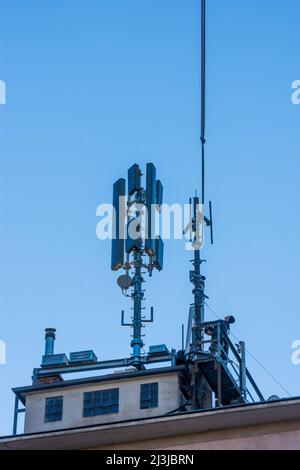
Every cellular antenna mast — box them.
[186,0,213,359]
[111,163,164,370]
[11,2,267,436]
[181,0,264,410]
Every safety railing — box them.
[196,320,264,404]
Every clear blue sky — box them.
[0,0,299,436]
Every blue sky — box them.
[0,0,299,435]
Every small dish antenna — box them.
[117,274,132,290]
[267,395,280,401]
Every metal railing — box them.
[195,320,264,404]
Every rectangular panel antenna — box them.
[128,163,141,196]
[156,180,163,210]
[155,236,164,271]
[145,163,156,256]
[111,178,126,271]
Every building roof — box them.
[13,365,187,405]
[1,397,300,450]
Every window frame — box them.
[44,396,63,423]
[83,388,119,417]
[140,382,159,410]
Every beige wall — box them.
[90,419,300,450]
[24,373,181,434]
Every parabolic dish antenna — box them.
[117,274,132,290]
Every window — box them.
[83,388,119,417]
[140,382,158,409]
[45,396,63,422]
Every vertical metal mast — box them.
[112,163,164,369]
[191,197,205,354]
[190,0,209,356]
[131,190,145,367]
[201,0,206,207]
[131,249,144,367]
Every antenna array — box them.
[111,163,164,369]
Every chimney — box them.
[44,328,56,356]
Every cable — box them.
[204,301,292,397]
[201,0,206,206]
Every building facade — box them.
[1,397,300,450]
[11,366,186,434]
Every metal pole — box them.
[215,361,222,407]
[131,248,144,368]
[201,0,206,206]
[216,322,221,360]
[239,341,247,401]
[191,363,197,409]
[246,369,265,402]
[13,396,19,436]
[44,328,56,356]
[185,306,194,355]
[191,198,206,354]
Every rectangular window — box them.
[45,396,63,423]
[83,388,119,417]
[140,382,158,409]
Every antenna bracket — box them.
[121,310,132,327]
[142,307,154,323]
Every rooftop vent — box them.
[69,350,98,365]
[41,353,69,368]
[148,344,169,356]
